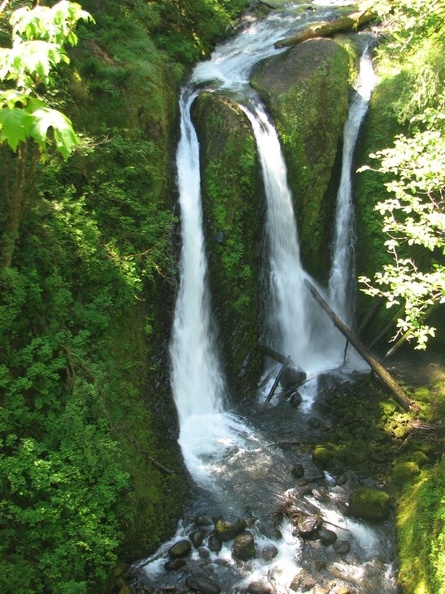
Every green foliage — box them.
[357,1,445,350]
[0,0,93,156]
[397,457,445,594]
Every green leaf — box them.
[29,107,78,159]
[0,107,34,151]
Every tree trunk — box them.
[274,10,376,49]
[304,279,416,411]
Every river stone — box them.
[290,569,317,591]
[333,540,351,554]
[164,557,187,571]
[280,365,307,388]
[291,463,305,479]
[348,487,391,522]
[289,391,303,407]
[297,514,322,537]
[189,529,205,548]
[207,532,222,552]
[168,539,192,559]
[232,530,256,561]
[319,527,337,545]
[247,581,274,594]
[214,514,247,540]
[260,543,279,561]
[185,573,221,594]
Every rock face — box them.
[192,93,265,398]
[252,37,356,279]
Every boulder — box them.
[168,539,192,559]
[247,581,274,594]
[348,487,391,522]
[297,514,322,537]
[185,573,221,594]
[214,515,247,541]
[232,530,256,561]
[252,38,356,278]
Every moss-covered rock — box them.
[349,486,391,522]
[252,37,356,280]
[192,92,264,398]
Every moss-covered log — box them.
[274,10,377,49]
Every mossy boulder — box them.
[252,37,356,280]
[392,462,421,486]
[349,487,391,522]
[312,444,334,467]
[192,93,264,397]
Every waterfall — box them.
[328,49,377,324]
[139,8,398,594]
[169,89,225,426]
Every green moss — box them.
[397,459,445,594]
[392,462,421,486]
[349,487,391,522]
[192,93,264,396]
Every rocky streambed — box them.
[118,367,432,594]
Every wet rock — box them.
[319,527,337,545]
[348,487,391,522]
[214,515,247,541]
[312,445,333,468]
[291,463,305,479]
[157,588,185,594]
[260,543,279,561]
[297,514,322,537]
[168,539,192,559]
[247,581,274,594]
[233,530,256,561]
[207,533,222,553]
[189,529,206,548]
[289,391,303,407]
[198,547,210,559]
[290,569,317,591]
[185,573,221,594]
[308,417,321,429]
[164,558,186,571]
[280,365,307,388]
[333,540,351,554]
[257,519,282,540]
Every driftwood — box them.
[262,355,292,409]
[259,343,290,364]
[304,279,416,412]
[274,10,376,49]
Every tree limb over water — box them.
[274,10,377,49]
[304,279,417,412]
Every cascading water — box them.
[328,49,377,324]
[136,4,398,593]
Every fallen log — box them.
[259,343,289,364]
[304,279,416,412]
[262,355,291,409]
[274,10,377,49]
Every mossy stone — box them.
[312,445,333,467]
[349,487,391,522]
[392,462,421,486]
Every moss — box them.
[349,486,391,522]
[192,93,264,398]
[252,38,355,280]
[397,460,445,594]
[392,462,421,487]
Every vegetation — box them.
[0,0,249,591]
[356,2,445,592]
[358,0,445,350]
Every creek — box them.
[133,2,396,593]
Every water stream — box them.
[135,3,396,593]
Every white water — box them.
[328,50,377,324]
